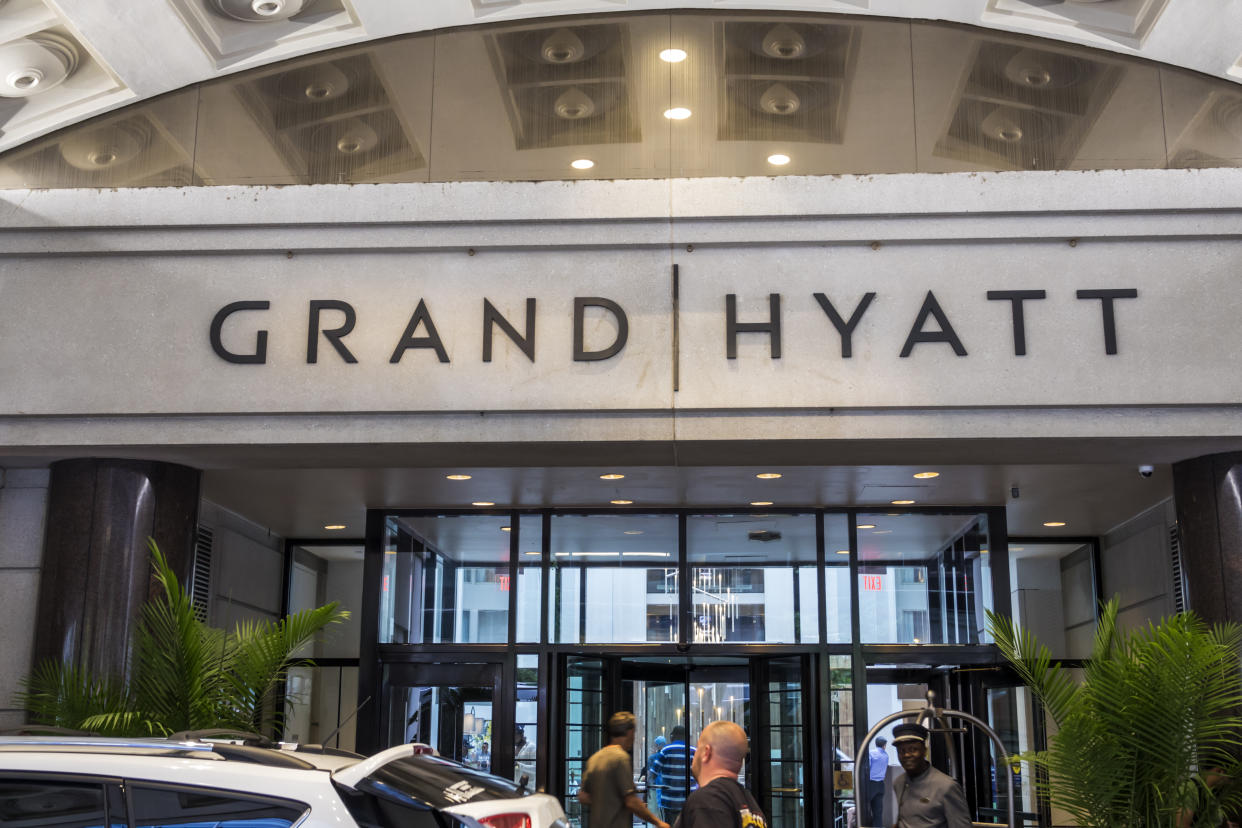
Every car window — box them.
[355,755,527,809]
[335,788,448,828]
[0,778,123,828]
[128,784,307,828]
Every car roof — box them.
[0,736,362,772]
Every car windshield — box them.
[351,754,528,809]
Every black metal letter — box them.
[307,300,358,364]
[1076,288,1138,355]
[899,291,967,357]
[573,297,628,362]
[814,292,875,358]
[210,301,270,365]
[390,299,450,363]
[987,290,1046,356]
[726,293,782,359]
[483,298,536,363]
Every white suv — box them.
[0,735,566,828]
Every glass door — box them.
[383,661,505,772]
[624,663,689,825]
[760,657,807,828]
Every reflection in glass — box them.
[553,514,678,644]
[857,513,990,645]
[6,12,1240,187]
[515,653,539,785]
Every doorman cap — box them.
[891,722,930,744]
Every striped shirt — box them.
[651,741,696,811]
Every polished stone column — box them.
[1172,452,1242,625]
[32,459,200,681]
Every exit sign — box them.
[862,574,883,591]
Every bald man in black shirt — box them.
[675,721,767,828]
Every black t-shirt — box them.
[674,777,767,828]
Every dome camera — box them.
[1138,464,1155,479]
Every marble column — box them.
[1172,452,1242,625]
[32,459,201,682]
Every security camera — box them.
[1138,465,1155,479]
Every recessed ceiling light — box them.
[472,501,495,507]
[524,551,540,556]
[659,48,687,63]
[1012,546,1025,551]
[856,523,876,529]
[446,474,472,481]
[624,530,644,535]
[500,526,511,532]
[767,154,790,166]
[836,549,850,555]
[750,501,773,507]
[913,471,940,479]
[664,107,692,120]
[570,158,594,170]
[756,472,782,480]
[891,499,916,505]
[1043,521,1067,527]
[323,524,346,530]
[611,499,633,505]
[600,473,625,480]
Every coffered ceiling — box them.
[0,0,1238,153]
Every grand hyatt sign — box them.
[209,288,1139,365]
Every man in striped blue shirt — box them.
[651,726,696,825]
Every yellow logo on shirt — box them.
[740,808,767,828]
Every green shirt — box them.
[583,744,637,828]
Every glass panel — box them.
[0,89,200,188]
[670,14,916,178]
[767,657,805,828]
[429,14,673,182]
[829,655,855,825]
[515,653,540,785]
[516,514,543,643]
[564,657,605,824]
[1162,66,1242,168]
[385,673,494,768]
[553,514,678,644]
[0,780,108,828]
[192,38,434,185]
[857,513,988,644]
[382,515,512,644]
[911,25,1166,173]
[825,513,851,644]
[130,786,306,828]
[687,513,815,643]
[985,685,1038,826]
[632,677,691,823]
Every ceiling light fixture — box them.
[767,154,791,166]
[836,549,849,555]
[570,158,594,170]
[446,474,472,481]
[891,499,916,505]
[611,499,633,505]
[623,551,670,557]
[913,471,940,479]
[1043,521,1067,527]
[500,526,511,532]
[624,530,644,535]
[756,472,782,480]
[0,34,78,98]
[472,501,496,507]
[524,551,540,556]
[600,473,625,480]
[750,501,773,507]
[856,523,876,529]
[659,48,687,63]
[323,524,346,530]
[663,107,692,120]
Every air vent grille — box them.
[191,525,214,623]
[1168,523,1187,615]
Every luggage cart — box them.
[853,691,1017,828]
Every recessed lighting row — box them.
[573,152,794,171]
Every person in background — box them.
[652,725,696,825]
[642,734,669,807]
[891,722,971,828]
[675,720,766,828]
[578,711,669,828]
[867,736,890,827]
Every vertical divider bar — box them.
[356,508,385,755]
[672,263,680,393]
[816,512,828,646]
[848,511,867,750]
[508,510,519,646]
[678,512,690,649]
[541,511,552,645]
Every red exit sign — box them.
[862,574,883,591]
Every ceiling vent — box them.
[748,530,782,543]
[934,39,1121,170]
[0,33,79,98]
[209,0,317,23]
[59,120,149,170]
[718,20,859,144]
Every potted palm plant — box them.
[988,598,1242,828]
[19,538,348,737]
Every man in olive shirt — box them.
[676,720,767,828]
[579,712,669,828]
[891,722,972,828]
